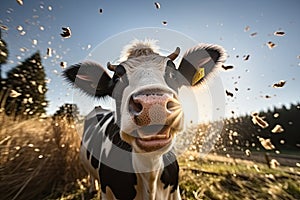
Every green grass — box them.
[178,154,300,200]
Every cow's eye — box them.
[166,60,176,79]
[115,65,126,77]
[112,65,126,83]
[167,60,176,69]
[165,60,181,90]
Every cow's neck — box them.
[132,152,164,200]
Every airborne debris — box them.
[60,27,72,38]
[244,25,250,32]
[269,159,280,169]
[60,61,67,69]
[154,2,161,9]
[258,137,275,150]
[47,48,52,57]
[267,41,276,49]
[16,25,23,31]
[245,149,251,157]
[225,90,233,97]
[222,65,234,70]
[38,85,44,94]
[188,155,195,161]
[32,39,38,45]
[265,95,271,99]
[273,113,279,118]
[0,51,8,57]
[10,90,22,98]
[0,25,9,31]
[251,112,269,128]
[271,124,284,133]
[243,55,250,61]
[16,0,23,6]
[272,80,286,88]
[250,32,258,37]
[274,31,285,36]
[20,31,26,36]
[28,143,34,147]
[19,47,28,52]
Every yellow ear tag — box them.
[192,68,205,86]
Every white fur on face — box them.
[113,55,177,136]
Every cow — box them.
[63,39,226,200]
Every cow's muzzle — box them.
[129,90,181,126]
[128,89,183,152]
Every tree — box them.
[0,29,9,80]
[53,103,79,123]
[5,51,48,118]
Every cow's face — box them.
[63,41,226,154]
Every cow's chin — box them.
[121,125,176,154]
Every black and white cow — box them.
[63,40,226,200]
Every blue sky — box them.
[1,0,300,119]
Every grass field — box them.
[0,114,299,200]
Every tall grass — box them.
[0,113,88,200]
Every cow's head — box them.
[63,40,226,154]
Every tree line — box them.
[213,103,300,153]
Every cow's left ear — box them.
[63,61,115,98]
[177,44,226,86]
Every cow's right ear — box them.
[63,61,114,98]
[177,44,226,87]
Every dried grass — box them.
[0,113,87,200]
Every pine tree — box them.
[0,29,9,80]
[0,29,9,111]
[5,51,48,118]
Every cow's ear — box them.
[63,61,114,98]
[178,44,226,86]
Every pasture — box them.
[1,114,299,200]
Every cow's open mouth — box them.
[135,125,172,152]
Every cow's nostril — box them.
[166,101,178,112]
[129,96,143,115]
